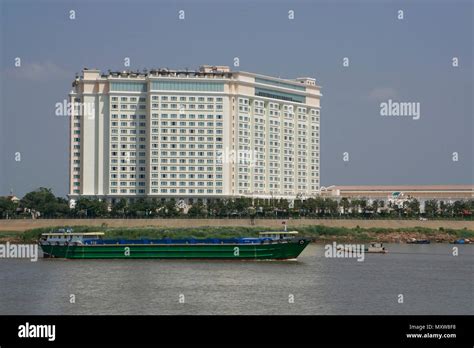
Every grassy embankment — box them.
[1,225,473,243]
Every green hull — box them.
[40,240,310,260]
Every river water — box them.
[0,244,472,315]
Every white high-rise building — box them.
[68,66,321,204]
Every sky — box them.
[0,0,472,198]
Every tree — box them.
[324,198,338,216]
[262,202,276,218]
[314,197,326,216]
[187,201,207,217]
[359,199,368,213]
[111,198,127,217]
[207,199,226,217]
[350,199,361,216]
[294,199,303,210]
[20,187,55,216]
[74,197,108,218]
[468,200,474,213]
[439,201,454,218]
[453,200,468,217]
[160,199,180,217]
[424,199,438,217]
[405,199,420,217]
[340,198,350,215]
[128,198,149,217]
[148,199,163,217]
[20,187,69,218]
[234,197,252,216]
[276,198,289,210]
[54,197,71,217]
[0,197,16,219]
[371,200,381,214]
[301,198,314,216]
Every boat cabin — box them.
[258,231,299,240]
[368,242,384,248]
[40,232,104,245]
[366,242,387,253]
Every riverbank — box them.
[0,218,473,231]
[0,224,472,244]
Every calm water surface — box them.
[0,244,472,315]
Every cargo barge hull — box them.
[40,241,310,260]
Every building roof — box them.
[329,185,473,192]
[76,66,320,90]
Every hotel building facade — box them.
[68,66,321,204]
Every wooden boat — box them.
[406,238,430,244]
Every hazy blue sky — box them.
[0,0,472,197]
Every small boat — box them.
[336,242,387,254]
[38,229,310,260]
[365,242,387,253]
[451,238,472,244]
[407,238,430,244]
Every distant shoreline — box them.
[0,220,472,244]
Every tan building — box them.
[321,185,473,201]
[68,66,321,203]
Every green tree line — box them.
[1,187,473,219]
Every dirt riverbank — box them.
[0,218,473,231]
